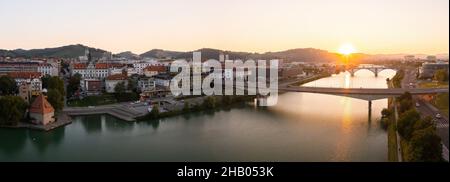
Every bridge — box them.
[346,64,397,77]
[254,85,449,117]
[279,86,448,101]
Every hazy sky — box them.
[0,0,448,54]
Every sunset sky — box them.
[0,0,448,55]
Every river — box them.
[0,70,396,161]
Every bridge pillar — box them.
[374,68,378,77]
[368,100,372,120]
[350,69,355,77]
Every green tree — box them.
[0,96,28,125]
[0,75,17,95]
[47,76,65,95]
[408,127,442,162]
[398,92,413,114]
[41,74,52,89]
[47,89,64,112]
[202,96,216,109]
[127,77,138,92]
[381,108,391,118]
[114,82,126,93]
[413,116,434,131]
[67,74,81,98]
[397,109,421,140]
[434,69,448,82]
[149,105,160,118]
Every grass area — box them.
[418,81,449,88]
[387,117,399,162]
[67,94,118,107]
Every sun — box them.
[338,43,356,55]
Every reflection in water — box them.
[29,127,66,154]
[80,115,103,134]
[0,70,396,161]
[0,130,27,156]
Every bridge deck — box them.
[280,86,449,95]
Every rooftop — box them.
[30,94,55,114]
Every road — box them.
[402,68,449,161]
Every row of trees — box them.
[396,92,443,162]
[138,95,256,121]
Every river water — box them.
[0,70,396,161]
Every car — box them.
[415,103,420,107]
[436,114,442,119]
[88,106,95,108]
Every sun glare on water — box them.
[338,43,356,55]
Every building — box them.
[143,65,167,77]
[84,79,103,95]
[138,77,156,92]
[0,61,58,76]
[419,62,449,78]
[154,73,172,88]
[29,94,55,125]
[426,55,437,62]
[105,74,128,93]
[6,72,42,96]
[18,82,32,103]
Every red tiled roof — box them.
[95,63,108,69]
[30,94,54,114]
[73,63,87,69]
[106,74,128,80]
[144,65,166,72]
[7,72,42,79]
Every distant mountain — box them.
[114,51,140,59]
[0,44,108,59]
[1,44,448,62]
[140,49,184,59]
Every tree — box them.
[114,82,126,93]
[434,69,448,82]
[408,127,442,162]
[202,96,216,109]
[397,109,421,140]
[0,96,28,125]
[413,116,434,131]
[381,108,391,118]
[0,75,17,95]
[398,92,413,114]
[149,105,160,118]
[47,76,65,95]
[47,89,64,112]
[41,74,51,89]
[127,77,138,92]
[67,74,81,98]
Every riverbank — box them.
[0,112,72,132]
[287,73,332,87]
[386,79,400,162]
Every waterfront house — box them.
[29,94,55,125]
